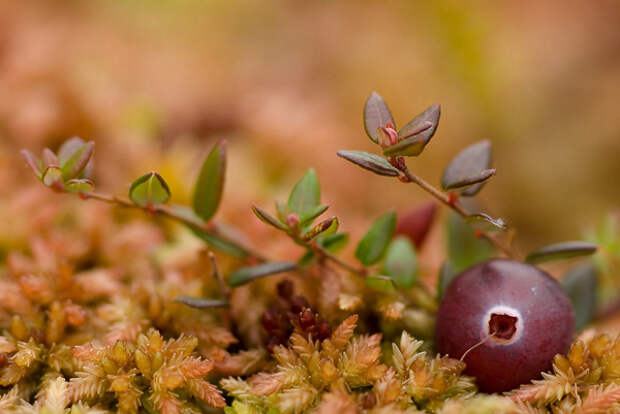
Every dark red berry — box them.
[435,259,575,393]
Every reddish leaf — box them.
[364,92,395,144]
[395,202,438,248]
[21,150,43,179]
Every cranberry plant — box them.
[15,92,620,413]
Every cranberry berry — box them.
[435,259,575,393]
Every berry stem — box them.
[392,159,514,258]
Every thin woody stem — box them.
[288,229,367,277]
[315,244,367,277]
[207,251,230,297]
[392,159,514,258]
[81,191,267,262]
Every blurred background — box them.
[0,0,618,258]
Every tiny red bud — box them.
[286,214,300,228]
[447,192,459,205]
[379,126,399,147]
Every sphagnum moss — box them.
[3,93,618,413]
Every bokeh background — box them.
[1,0,619,258]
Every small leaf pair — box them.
[356,211,418,290]
[355,211,397,266]
[252,169,336,242]
[441,140,494,197]
[129,172,171,207]
[364,92,441,157]
[129,140,225,214]
[22,137,95,193]
[363,239,418,291]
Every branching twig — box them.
[80,191,267,262]
[314,244,367,277]
[391,158,514,258]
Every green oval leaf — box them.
[66,179,95,194]
[382,236,418,288]
[561,263,597,331]
[191,227,249,258]
[355,211,397,266]
[437,260,458,300]
[193,140,226,221]
[228,261,297,287]
[58,137,85,165]
[298,250,316,266]
[58,138,95,180]
[60,140,94,181]
[275,200,290,222]
[447,211,494,271]
[364,92,395,144]
[42,166,64,190]
[288,169,320,216]
[336,150,400,177]
[175,296,229,309]
[526,241,598,264]
[441,140,492,196]
[319,232,349,253]
[252,205,288,231]
[129,172,171,207]
[298,204,329,227]
[364,275,397,292]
